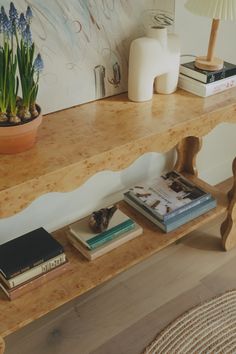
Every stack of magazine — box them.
[67,208,143,260]
[124,171,216,233]
[178,61,236,97]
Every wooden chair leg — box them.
[0,336,5,354]
[174,136,202,176]
[221,157,236,251]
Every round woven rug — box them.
[143,290,236,354]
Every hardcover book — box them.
[0,253,66,289]
[125,171,211,222]
[180,61,236,84]
[68,223,143,261]
[0,261,69,301]
[0,227,64,280]
[124,196,216,232]
[69,209,135,250]
[178,73,236,97]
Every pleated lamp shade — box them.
[185,0,236,21]
[185,0,236,71]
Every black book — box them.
[0,228,64,279]
[180,61,236,84]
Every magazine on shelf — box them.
[124,196,216,232]
[125,171,211,222]
[69,208,136,250]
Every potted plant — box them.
[0,2,43,154]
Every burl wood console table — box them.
[1,89,236,353]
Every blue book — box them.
[69,209,135,250]
[124,196,216,233]
[125,171,211,222]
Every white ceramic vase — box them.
[128,26,180,102]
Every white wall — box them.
[174,0,236,184]
[1,0,236,243]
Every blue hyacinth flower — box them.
[18,12,27,34]
[9,2,18,35]
[1,7,11,39]
[34,53,44,73]
[9,2,18,22]
[26,6,33,24]
[0,12,3,33]
[22,24,32,46]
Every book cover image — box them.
[127,171,210,219]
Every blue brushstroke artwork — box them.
[1,0,174,113]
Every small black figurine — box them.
[88,205,118,233]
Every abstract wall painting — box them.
[2,0,175,113]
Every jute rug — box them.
[143,290,236,354]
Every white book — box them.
[67,223,143,261]
[178,73,236,97]
[69,209,134,250]
[0,253,66,288]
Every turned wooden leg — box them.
[174,136,202,176]
[0,336,5,354]
[221,157,236,251]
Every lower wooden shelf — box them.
[0,177,228,339]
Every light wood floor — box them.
[5,183,236,354]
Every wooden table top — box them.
[0,88,236,218]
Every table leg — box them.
[174,136,202,176]
[221,157,236,251]
[0,336,5,354]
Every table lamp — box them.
[185,0,236,71]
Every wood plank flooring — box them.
[4,182,236,354]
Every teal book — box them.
[69,209,135,250]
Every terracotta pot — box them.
[0,108,43,154]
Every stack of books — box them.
[124,171,216,233]
[0,228,68,300]
[67,208,143,261]
[178,61,236,97]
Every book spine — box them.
[0,262,69,301]
[6,254,66,288]
[163,194,211,221]
[125,197,216,233]
[126,191,211,222]
[180,66,236,84]
[68,225,143,261]
[206,68,236,83]
[4,247,65,280]
[87,219,135,249]
[178,75,236,97]
[206,77,236,96]
[164,198,216,232]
